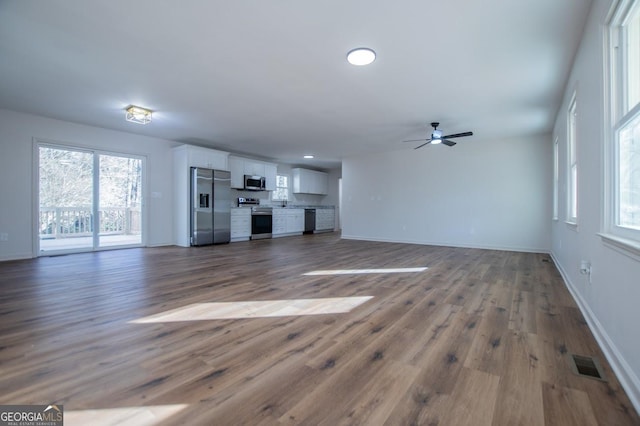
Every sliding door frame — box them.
[33,138,148,256]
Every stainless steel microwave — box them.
[244,175,266,191]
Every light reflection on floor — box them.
[302,267,428,276]
[130,296,374,323]
[65,404,188,426]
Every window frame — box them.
[602,0,640,256]
[271,173,290,202]
[567,93,578,225]
[553,136,559,221]
[34,139,146,256]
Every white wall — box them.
[0,109,177,260]
[342,134,552,252]
[551,0,640,411]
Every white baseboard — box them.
[146,242,173,247]
[550,252,640,414]
[0,252,34,262]
[340,234,548,254]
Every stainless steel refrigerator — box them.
[190,168,231,245]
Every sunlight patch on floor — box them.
[65,404,188,426]
[130,296,374,323]
[303,267,428,276]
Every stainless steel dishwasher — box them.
[304,208,316,234]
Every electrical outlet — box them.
[0,232,8,241]
[579,260,592,284]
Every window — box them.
[567,94,578,224]
[606,0,640,246]
[553,137,559,220]
[272,174,289,201]
[618,115,640,230]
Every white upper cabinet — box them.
[264,164,277,191]
[176,145,229,171]
[228,156,245,189]
[244,161,265,177]
[229,155,277,190]
[292,168,328,195]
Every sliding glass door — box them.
[98,154,142,247]
[38,144,144,254]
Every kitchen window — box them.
[272,174,289,201]
[603,0,640,252]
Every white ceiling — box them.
[0,0,592,169]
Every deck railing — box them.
[39,207,141,239]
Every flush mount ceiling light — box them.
[303,155,314,159]
[125,105,152,125]
[347,47,376,66]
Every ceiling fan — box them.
[404,122,473,149]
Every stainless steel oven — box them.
[251,207,272,240]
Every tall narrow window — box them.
[568,94,578,224]
[607,0,640,244]
[553,137,559,220]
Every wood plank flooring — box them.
[0,233,638,425]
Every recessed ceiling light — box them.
[303,155,314,159]
[125,105,152,125]
[347,48,376,66]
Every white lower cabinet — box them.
[315,208,335,232]
[273,209,304,237]
[272,210,287,235]
[231,208,251,241]
[231,207,331,242]
[286,210,304,234]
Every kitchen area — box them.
[173,144,337,247]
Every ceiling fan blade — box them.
[402,138,429,143]
[414,141,431,149]
[441,131,473,139]
[441,139,456,147]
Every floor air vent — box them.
[570,354,606,381]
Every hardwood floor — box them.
[0,233,638,425]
